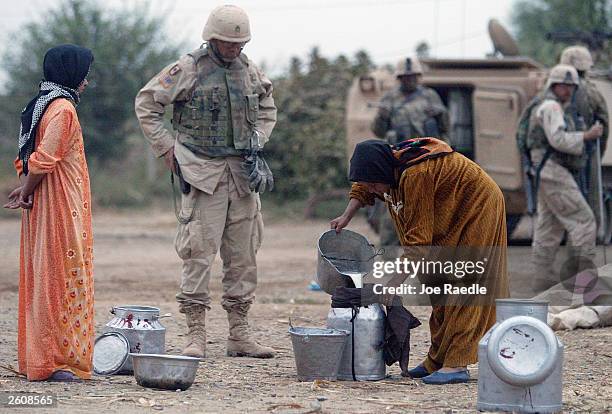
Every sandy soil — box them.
[0,209,610,413]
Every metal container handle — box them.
[370,246,385,259]
[155,313,173,320]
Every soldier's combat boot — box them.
[181,304,207,358]
[226,306,275,358]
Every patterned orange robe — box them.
[15,98,94,380]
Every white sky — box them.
[0,0,517,77]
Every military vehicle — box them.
[345,19,612,243]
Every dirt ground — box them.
[0,209,610,413]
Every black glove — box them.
[244,151,274,194]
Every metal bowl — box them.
[130,353,201,390]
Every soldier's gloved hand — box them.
[244,152,274,193]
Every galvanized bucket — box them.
[316,229,378,295]
[289,326,349,381]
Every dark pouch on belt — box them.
[173,157,191,195]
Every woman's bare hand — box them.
[18,192,33,210]
[330,214,351,233]
[3,186,23,209]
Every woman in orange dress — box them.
[4,44,95,381]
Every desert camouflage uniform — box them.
[529,91,596,292]
[135,46,276,313]
[573,77,609,151]
[371,85,449,251]
[372,86,449,144]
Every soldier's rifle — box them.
[546,30,612,52]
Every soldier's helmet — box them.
[560,46,593,71]
[547,64,579,87]
[394,57,423,77]
[202,5,251,43]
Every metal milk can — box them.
[102,305,166,373]
[477,299,563,413]
[327,304,386,381]
[316,229,376,295]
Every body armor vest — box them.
[172,48,260,157]
[527,98,584,172]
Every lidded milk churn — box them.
[327,304,386,381]
[102,305,166,373]
[477,299,563,413]
[318,229,386,381]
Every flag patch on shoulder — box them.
[159,74,174,88]
[158,64,181,88]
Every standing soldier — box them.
[372,57,449,144]
[528,65,603,292]
[561,46,609,240]
[560,45,609,153]
[135,5,276,359]
[371,57,449,252]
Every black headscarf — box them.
[348,138,454,188]
[18,44,94,175]
[349,139,398,186]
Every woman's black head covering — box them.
[349,139,398,186]
[349,138,451,189]
[18,44,94,175]
[43,44,94,89]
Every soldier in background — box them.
[135,5,276,359]
[372,57,449,144]
[560,45,609,153]
[371,57,449,252]
[561,46,609,242]
[528,65,603,293]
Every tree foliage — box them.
[265,47,374,200]
[511,0,612,66]
[0,0,377,203]
[0,0,182,161]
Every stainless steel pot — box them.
[102,305,167,373]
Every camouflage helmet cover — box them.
[202,5,251,43]
[560,45,593,71]
[394,57,423,77]
[547,64,579,87]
